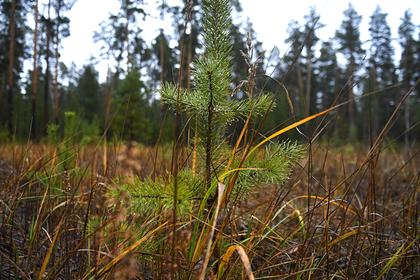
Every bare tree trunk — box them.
[7,0,17,137]
[404,96,410,150]
[159,32,165,84]
[102,69,113,175]
[305,48,312,118]
[104,69,113,139]
[125,2,131,71]
[402,53,411,152]
[53,0,62,124]
[296,62,304,116]
[186,34,192,91]
[304,45,313,135]
[348,60,356,139]
[0,73,4,107]
[152,1,168,179]
[31,0,39,140]
[43,0,51,135]
[370,65,379,139]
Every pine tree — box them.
[367,6,398,138]
[171,0,246,90]
[0,0,28,137]
[316,41,344,113]
[335,3,365,140]
[414,32,420,142]
[398,10,416,147]
[107,3,303,275]
[94,0,147,76]
[51,0,74,124]
[76,65,101,123]
[162,0,273,188]
[148,31,177,144]
[111,70,151,144]
[415,32,420,101]
[230,22,248,86]
[5,0,17,137]
[151,31,176,85]
[283,20,305,117]
[30,0,39,140]
[94,0,149,143]
[41,0,52,135]
[25,65,47,140]
[171,0,201,90]
[155,0,303,209]
[303,7,323,119]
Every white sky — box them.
[56,0,420,82]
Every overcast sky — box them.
[56,0,419,82]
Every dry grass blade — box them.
[249,105,339,156]
[262,74,294,115]
[37,220,64,280]
[217,245,255,280]
[198,182,225,280]
[292,208,305,234]
[327,229,360,249]
[295,195,359,215]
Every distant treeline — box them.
[0,0,419,145]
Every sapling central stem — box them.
[205,71,214,190]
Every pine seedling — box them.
[161,0,273,189]
[108,0,303,218]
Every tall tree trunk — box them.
[404,95,410,150]
[0,73,4,108]
[296,62,304,116]
[159,0,166,83]
[53,0,62,124]
[186,34,192,92]
[370,66,379,140]
[305,47,312,118]
[104,69,113,139]
[125,2,131,71]
[348,58,356,139]
[43,0,51,135]
[159,33,164,83]
[7,0,17,137]
[402,51,411,152]
[304,44,312,135]
[31,0,39,140]
[102,69,113,175]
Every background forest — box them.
[0,0,419,146]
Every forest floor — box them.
[0,142,419,279]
